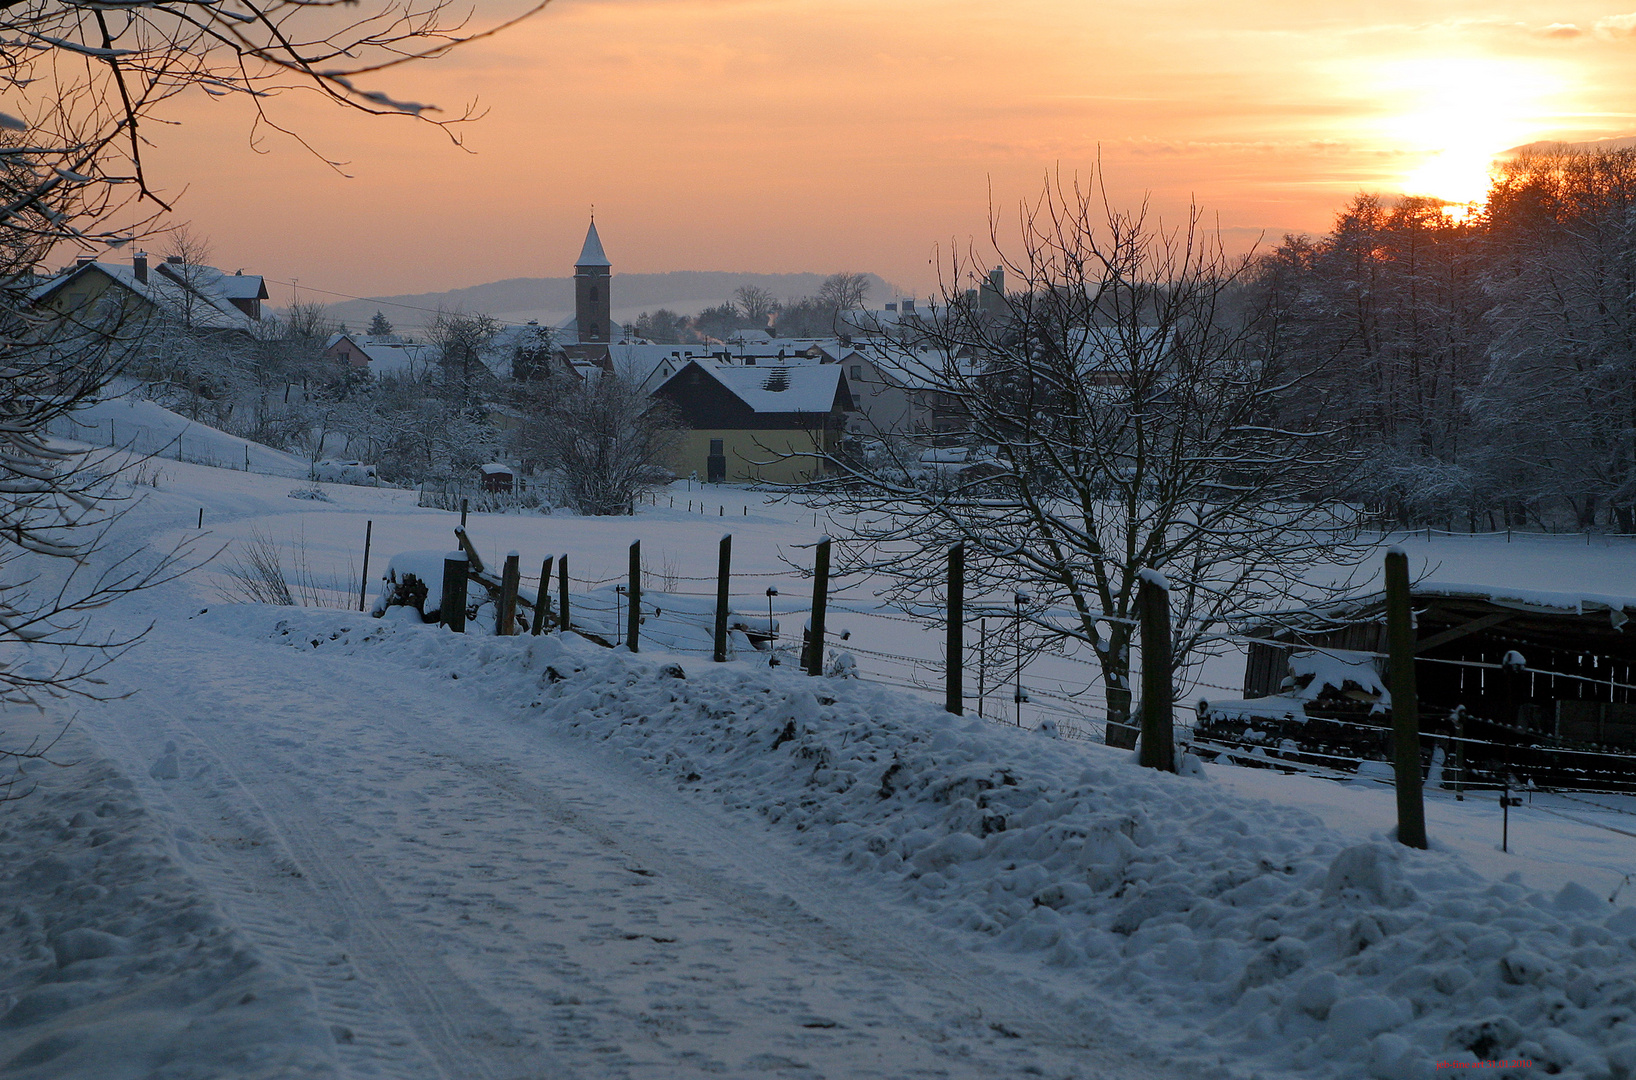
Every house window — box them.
[850,365,862,380]
[710,439,724,455]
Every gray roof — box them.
[32,260,254,331]
[576,221,610,268]
[690,362,848,414]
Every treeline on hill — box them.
[631,273,871,342]
[1255,144,1636,533]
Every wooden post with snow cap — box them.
[806,536,830,676]
[1385,547,1428,849]
[440,552,468,634]
[627,540,641,652]
[532,556,554,635]
[1137,568,1175,772]
[497,551,520,635]
[714,534,732,663]
[558,555,570,633]
[946,542,964,714]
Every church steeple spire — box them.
[576,219,610,270]
[573,216,611,343]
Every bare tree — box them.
[817,272,871,311]
[0,0,547,791]
[800,174,1370,743]
[734,285,777,327]
[529,374,681,515]
[429,309,500,402]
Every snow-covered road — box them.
[84,605,1170,1079]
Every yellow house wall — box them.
[671,429,832,485]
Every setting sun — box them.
[1382,56,1562,205]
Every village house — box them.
[649,359,853,484]
[31,252,269,333]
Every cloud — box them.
[1537,22,1583,37]
[1595,12,1636,35]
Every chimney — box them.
[74,256,95,269]
[132,251,148,284]
[166,255,183,265]
[902,298,915,313]
[885,302,897,313]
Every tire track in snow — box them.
[439,733,1172,1077]
[93,608,1180,1079]
[98,680,560,1080]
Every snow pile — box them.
[0,716,335,1078]
[1290,648,1389,705]
[227,605,1636,1079]
[309,460,378,487]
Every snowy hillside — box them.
[3,450,1636,1078]
[50,389,311,477]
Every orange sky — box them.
[144,0,1636,301]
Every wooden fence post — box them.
[946,542,964,714]
[627,541,641,652]
[358,520,373,612]
[532,556,554,635]
[440,552,468,633]
[806,537,830,676]
[460,498,468,529]
[558,555,570,632]
[1385,547,1428,849]
[714,534,731,663]
[497,551,520,635]
[1137,569,1175,771]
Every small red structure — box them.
[478,463,514,494]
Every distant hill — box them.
[314,271,902,332]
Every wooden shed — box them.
[1204,583,1636,788]
[477,463,514,494]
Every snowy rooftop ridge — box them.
[1245,579,1636,632]
[676,361,848,414]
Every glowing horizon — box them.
[138,0,1636,302]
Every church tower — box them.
[574,218,611,344]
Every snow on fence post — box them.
[558,555,571,633]
[1137,568,1175,772]
[627,541,641,653]
[497,551,521,636]
[805,537,830,676]
[440,552,468,634]
[1384,547,1429,849]
[532,556,554,635]
[946,542,964,715]
[358,520,373,613]
[714,534,732,663]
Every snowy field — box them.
[5,406,1636,1079]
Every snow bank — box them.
[218,605,1636,1080]
[0,716,335,1078]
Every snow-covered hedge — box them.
[235,606,1636,1080]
